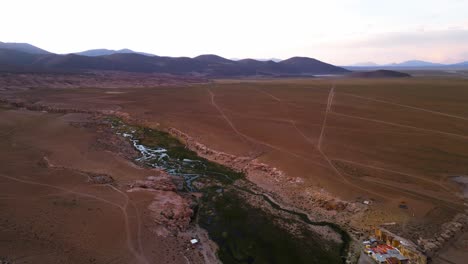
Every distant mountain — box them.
[386,60,444,67]
[74,48,156,57]
[350,62,379,67]
[345,59,468,71]
[0,48,349,77]
[0,41,50,54]
[349,70,411,78]
[231,58,282,62]
[452,61,468,66]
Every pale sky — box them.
[1,0,468,65]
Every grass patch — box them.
[106,116,346,264]
[105,116,243,183]
[199,189,343,264]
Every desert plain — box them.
[0,73,467,263]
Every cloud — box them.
[304,29,468,64]
[352,29,468,48]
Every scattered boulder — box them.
[37,156,52,168]
[128,173,194,231]
[168,127,363,217]
[417,213,467,255]
[147,190,193,231]
[130,173,176,192]
[87,173,114,185]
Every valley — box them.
[0,75,467,263]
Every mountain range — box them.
[347,60,468,69]
[0,42,349,77]
[74,48,156,57]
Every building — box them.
[364,243,409,264]
[374,228,427,264]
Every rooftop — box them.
[368,243,408,263]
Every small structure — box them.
[190,238,199,245]
[364,243,408,264]
[398,201,408,209]
[374,228,427,264]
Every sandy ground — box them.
[0,108,206,264]
[433,230,468,263]
[1,76,467,262]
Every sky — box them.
[1,0,468,65]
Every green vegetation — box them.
[106,116,243,183]
[199,189,343,264]
[107,116,346,264]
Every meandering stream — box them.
[111,118,350,263]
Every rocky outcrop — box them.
[0,97,96,114]
[37,156,115,185]
[128,174,193,231]
[418,213,467,255]
[167,128,363,220]
[130,173,177,192]
[168,127,286,181]
[0,72,207,90]
[0,97,134,120]
[146,190,193,231]
[87,173,114,185]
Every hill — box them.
[0,41,50,54]
[349,70,411,78]
[279,57,350,75]
[194,54,234,64]
[0,48,350,77]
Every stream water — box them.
[119,131,206,191]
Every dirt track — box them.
[1,76,467,263]
[0,109,205,264]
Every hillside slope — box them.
[0,48,350,76]
[0,42,50,54]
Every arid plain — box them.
[1,74,467,263]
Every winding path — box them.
[332,158,454,193]
[209,82,465,204]
[339,92,468,122]
[254,84,391,199]
[206,87,329,169]
[330,111,468,140]
[0,173,149,264]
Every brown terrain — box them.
[0,108,215,264]
[1,73,467,263]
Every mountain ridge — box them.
[345,59,468,69]
[0,41,51,55]
[0,47,350,77]
[74,48,156,57]
[387,60,444,67]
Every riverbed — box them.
[109,117,349,263]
